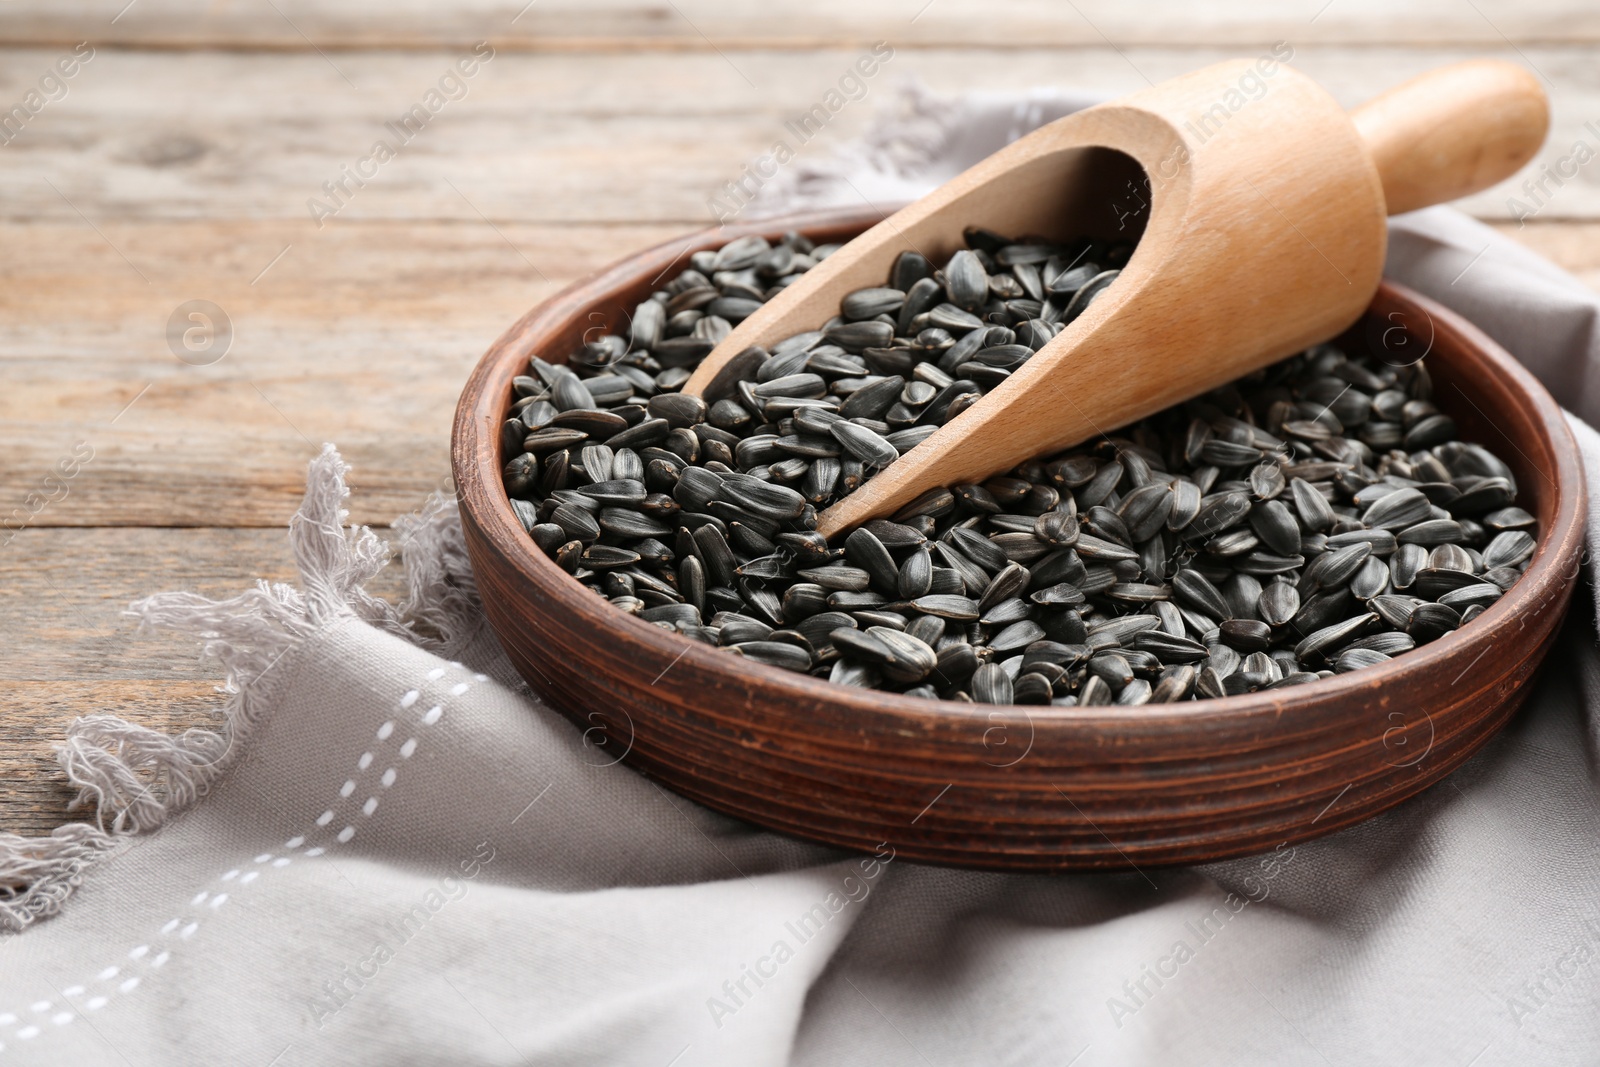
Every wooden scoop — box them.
[681,59,1547,538]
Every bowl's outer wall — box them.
[453,209,1584,871]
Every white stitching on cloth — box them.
[0,445,482,933]
[0,668,479,1053]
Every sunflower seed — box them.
[647,392,708,428]
[845,527,899,594]
[1326,528,1398,556]
[1362,488,1431,529]
[1483,507,1535,531]
[1250,462,1287,500]
[504,453,539,495]
[528,521,565,551]
[972,662,1013,704]
[1148,666,1196,702]
[842,287,907,321]
[607,418,671,450]
[831,421,900,468]
[1407,602,1461,643]
[551,375,597,412]
[1239,651,1281,688]
[1170,568,1228,620]
[1257,581,1300,627]
[1412,566,1481,598]
[1345,631,1415,656]
[1062,270,1119,322]
[1224,573,1264,620]
[1071,674,1110,705]
[1118,483,1173,542]
[1249,499,1302,555]
[1295,612,1377,664]
[1082,653,1130,690]
[944,250,989,310]
[1195,666,1227,700]
[719,475,806,520]
[1482,530,1535,570]
[1350,555,1390,600]
[1004,671,1048,704]
[1114,679,1152,705]
[640,602,700,627]
[1387,543,1425,590]
[1335,648,1390,673]
[1219,619,1273,653]
[504,497,542,536]
[1394,517,1462,547]
[598,508,673,539]
[1427,544,1473,574]
[551,503,601,542]
[862,626,937,682]
[891,251,934,292]
[1134,630,1209,663]
[733,641,813,672]
[991,620,1047,651]
[1299,543,1371,595]
[578,479,647,507]
[1437,583,1502,611]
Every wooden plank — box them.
[0,220,680,528]
[2,47,1599,227]
[0,528,298,680]
[2,0,1599,49]
[0,527,413,835]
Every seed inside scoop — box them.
[500,227,1535,705]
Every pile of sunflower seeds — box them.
[500,228,1537,705]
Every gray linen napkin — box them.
[2,85,1599,1067]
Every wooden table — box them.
[3,1,1597,836]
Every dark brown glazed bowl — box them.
[452,208,1585,871]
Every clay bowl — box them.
[452,207,1584,871]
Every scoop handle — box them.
[1350,59,1549,216]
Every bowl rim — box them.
[452,207,1586,737]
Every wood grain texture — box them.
[1,47,1598,225]
[453,207,1585,869]
[0,220,678,528]
[1351,60,1550,216]
[2,0,1599,49]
